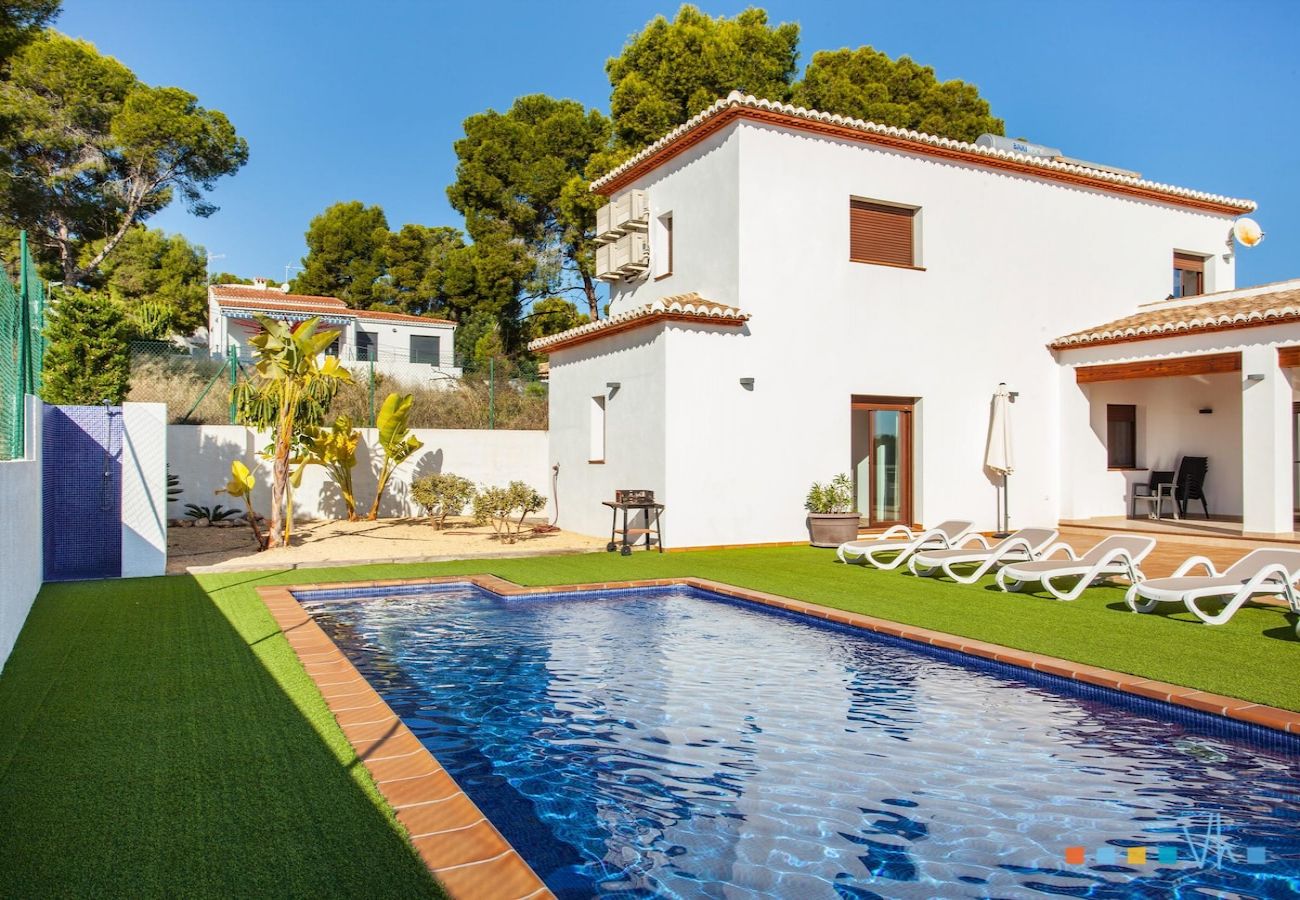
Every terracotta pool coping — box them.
[257,573,1300,897]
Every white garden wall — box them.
[0,396,43,672]
[168,425,552,521]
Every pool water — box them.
[299,583,1300,898]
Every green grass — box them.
[1,545,1297,897]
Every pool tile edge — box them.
[256,586,555,900]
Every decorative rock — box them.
[193,519,210,528]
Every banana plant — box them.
[368,392,423,520]
[302,415,361,521]
[216,460,266,550]
[232,315,351,548]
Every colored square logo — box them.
[1157,846,1177,864]
[1096,847,1117,865]
[1065,846,1086,865]
[1127,847,1147,865]
[1247,847,1266,865]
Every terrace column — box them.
[1240,344,1292,536]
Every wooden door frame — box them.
[850,395,915,527]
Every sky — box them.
[58,0,1300,289]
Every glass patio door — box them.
[851,398,914,528]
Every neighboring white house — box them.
[207,282,461,383]
[532,91,1295,548]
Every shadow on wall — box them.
[169,426,543,522]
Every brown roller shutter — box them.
[850,199,915,267]
[1173,252,1204,272]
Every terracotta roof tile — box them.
[591,92,1255,215]
[528,292,748,353]
[1050,280,1300,349]
[210,286,455,327]
[355,308,454,326]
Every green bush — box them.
[805,473,853,514]
[411,472,476,529]
[472,481,546,543]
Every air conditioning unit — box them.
[595,190,648,244]
[611,232,649,277]
[594,242,618,281]
[595,203,614,242]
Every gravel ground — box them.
[167,516,606,573]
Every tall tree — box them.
[290,200,388,306]
[0,0,59,65]
[373,222,465,317]
[0,33,247,284]
[791,47,1003,142]
[84,226,208,337]
[605,5,799,149]
[447,94,611,322]
[41,286,131,404]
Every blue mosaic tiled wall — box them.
[42,405,122,581]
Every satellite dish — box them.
[1233,217,1265,247]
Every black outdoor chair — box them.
[1171,455,1210,519]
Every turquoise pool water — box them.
[299,583,1300,898]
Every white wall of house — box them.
[546,329,668,540]
[552,116,1241,545]
[168,425,552,521]
[121,403,169,577]
[0,397,43,673]
[1056,321,1300,532]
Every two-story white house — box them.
[532,92,1298,548]
[207,282,461,383]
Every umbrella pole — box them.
[1003,472,1010,533]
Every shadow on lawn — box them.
[0,571,444,898]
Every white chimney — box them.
[251,277,268,290]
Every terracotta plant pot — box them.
[807,512,861,548]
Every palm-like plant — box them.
[232,315,351,547]
[368,392,423,520]
[302,415,361,521]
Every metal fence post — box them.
[228,344,238,423]
[368,356,376,428]
[16,231,29,400]
[489,357,495,430]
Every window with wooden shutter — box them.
[1106,404,1137,469]
[1173,252,1205,298]
[850,199,917,268]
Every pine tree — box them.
[41,288,132,405]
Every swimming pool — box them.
[298,582,1300,898]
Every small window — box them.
[589,395,606,463]
[1173,252,1205,298]
[1106,404,1137,469]
[656,212,673,279]
[409,334,441,365]
[356,330,377,361]
[324,337,339,357]
[850,198,918,268]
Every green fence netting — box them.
[0,233,45,460]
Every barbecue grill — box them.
[604,489,664,555]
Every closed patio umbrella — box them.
[985,384,1014,534]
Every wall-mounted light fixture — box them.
[1199,407,1213,415]
[739,377,755,390]
[606,381,621,397]
[1246,373,1266,383]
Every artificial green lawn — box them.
[0,545,1296,897]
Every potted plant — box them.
[805,473,859,548]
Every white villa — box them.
[532,92,1298,548]
[207,282,461,381]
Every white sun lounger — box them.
[1125,548,1300,632]
[994,535,1156,601]
[908,527,1060,584]
[836,520,975,570]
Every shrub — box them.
[472,481,546,543]
[805,473,854,513]
[42,287,132,405]
[411,473,477,529]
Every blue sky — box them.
[59,0,1299,289]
